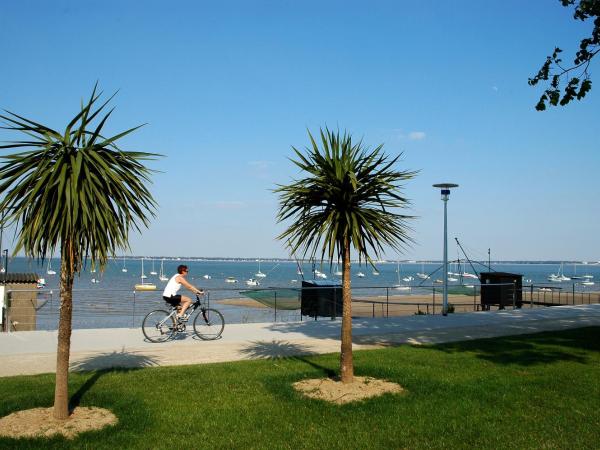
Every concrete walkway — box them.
[1,304,599,377]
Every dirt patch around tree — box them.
[293,376,404,404]
[0,407,117,440]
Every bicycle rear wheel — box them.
[142,310,176,342]
[193,308,225,340]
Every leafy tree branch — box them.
[529,0,599,110]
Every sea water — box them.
[4,257,599,329]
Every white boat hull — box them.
[393,285,411,291]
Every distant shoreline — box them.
[7,255,599,265]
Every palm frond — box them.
[276,127,417,266]
[0,86,160,272]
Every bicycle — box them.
[142,293,225,342]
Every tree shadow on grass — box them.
[68,350,159,412]
[424,327,598,366]
[239,340,336,378]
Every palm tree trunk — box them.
[53,245,74,420]
[340,238,354,383]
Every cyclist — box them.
[162,265,204,321]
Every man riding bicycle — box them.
[162,265,204,321]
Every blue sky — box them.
[1,0,599,260]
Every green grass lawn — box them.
[1,327,599,449]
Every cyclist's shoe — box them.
[177,315,189,323]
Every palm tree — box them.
[276,128,416,383]
[0,85,157,419]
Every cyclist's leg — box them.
[164,295,186,319]
[178,295,192,317]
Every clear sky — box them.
[1,0,599,261]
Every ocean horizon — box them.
[3,257,600,287]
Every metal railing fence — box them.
[2,282,599,332]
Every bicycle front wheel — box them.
[142,310,176,343]
[193,308,225,340]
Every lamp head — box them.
[433,183,459,201]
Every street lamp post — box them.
[433,183,459,316]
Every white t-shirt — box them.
[163,274,182,297]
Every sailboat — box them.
[447,260,461,278]
[245,278,260,286]
[255,259,266,278]
[334,262,342,277]
[314,269,327,279]
[47,259,56,275]
[394,261,411,291]
[150,259,158,276]
[570,263,584,280]
[135,258,156,291]
[122,256,128,273]
[416,262,429,280]
[90,264,98,282]
[548,263,570,282]
[461,271,478,279]
[140,258,147,279]
[159,258,168,282]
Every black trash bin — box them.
[301,280,342,319]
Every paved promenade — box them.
[1,304,599,377]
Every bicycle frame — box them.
[159,295,212,331]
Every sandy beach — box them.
[217,293,480,318]
[218,289,600,318]
[218,298,269,309]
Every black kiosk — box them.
[479,272,523,309]
[301,280,343,319]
